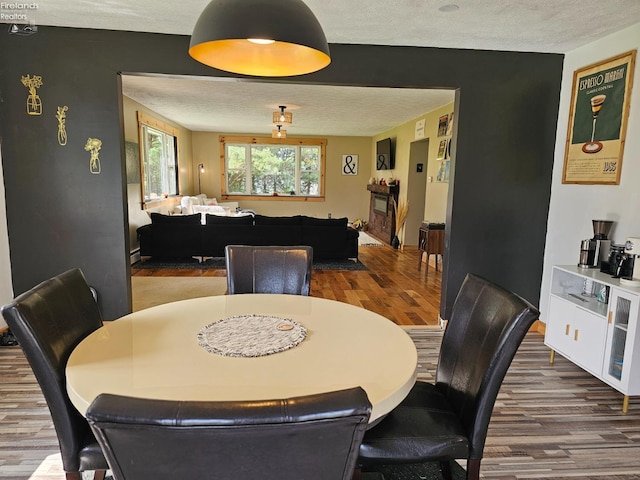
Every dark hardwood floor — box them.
[131,243,444,326]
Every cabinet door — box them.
[572,306,607,376]
[545,295,576,359]
[603,289,639,391]
[545,295,606,375]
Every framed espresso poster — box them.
[562,50,636,185]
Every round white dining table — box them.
[66,294,418,423]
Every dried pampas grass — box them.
[392,198,409,236]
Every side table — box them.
[418,222,445,271]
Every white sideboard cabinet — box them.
[545,265,640,413]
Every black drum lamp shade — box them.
[189,0,331,77]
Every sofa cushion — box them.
[252,215,303,246]
[150,213,201,225]
[301,217,349,260]
[301,216,348,228]
[205,214,254,225]
[254,215,303,226]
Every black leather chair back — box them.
[1,268,108,477]
[87,387,371,480]
[436,273,539,458]
[225,245,313,295]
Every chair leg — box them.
[65,470,106,480]
[466,458,481,480]
[439,460,453,480]
[94,470,107,480]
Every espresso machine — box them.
[578,219,613,269]
[619,237,640,287]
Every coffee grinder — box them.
[578,219,613,268]
[619,238,640,287]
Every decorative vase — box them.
[391,235,400,249]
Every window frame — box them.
[220,135,326,202]
[137,111,180,208]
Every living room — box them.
[122,84,455,263]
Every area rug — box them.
[358,231,384,247]
[131,276,228,311]
[132,257,368,271]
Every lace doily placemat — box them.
[197,314,307,357]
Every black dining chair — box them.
[1,268,109,480]
[225,245,313,295]
[86,387,378,480]
[358,273,540,480]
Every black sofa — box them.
[137,213,359,260]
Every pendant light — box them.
[272,125,287,138]
[272,106,293,125]
[189,0,331,77]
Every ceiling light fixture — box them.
[189,0,331,77]
[272,105,293,125]
[272,125,287,139]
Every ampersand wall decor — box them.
[342,154,358,176]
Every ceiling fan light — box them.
[189,0,331,77]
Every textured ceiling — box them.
[11,0,640,136]
[15,0,640,53]
[122,76,455,136]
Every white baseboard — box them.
[130,250,141,265]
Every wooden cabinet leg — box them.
[623,395,630,414]
[549,350,555,365]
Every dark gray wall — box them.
[0,27,563,320]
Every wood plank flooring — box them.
[408,329,640,479]
[3,331,640,479]
[131,243,444,326]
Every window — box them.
[137,112,179,205]
[221,136,326,199]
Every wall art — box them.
[85,137,102,174]
[342,154,358,175]
[21,74,43,115]
[437,114,449,137]
[436,139,447,160]
[56,106,68,146]
[436,160,450,183]
[562,50,636,184]
[446,112,454,136]
[415,118,425,139]
[125,141,141,184]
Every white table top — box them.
[66,294,417,423]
